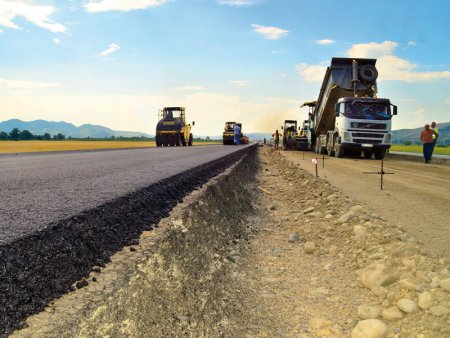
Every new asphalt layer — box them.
[0,144,257,336]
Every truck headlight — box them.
[344,132,350,142]
[385,134,391,143]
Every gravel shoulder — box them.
[282,150,450,258]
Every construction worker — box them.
[273,130,280,149]
[430,121,439,156]
[233,123,241,146]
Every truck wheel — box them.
[363,150,373,159]
[188,133,193,146]
[374,149,386,160]
[155,135,162,147]
[359,65,378,83]
[175,133,181,146]
[336,144,345,158]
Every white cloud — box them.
[296,41,450,83]
[251,24,288,40]
[84,0,170,13]
[347,41,450,82]
[408,41,416,46]
[53,38,60,44]
[295,63,327,83]
[316,39,334,45]
[218,0,260,6]
[0,77,58,91]
[100,43,120,57]
[0,0,66,33]
[230,80,250,87]
[177,85,205,91]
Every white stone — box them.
[397,299,418,313]
[439,278,450,292]
[429,305,450,316]
[351,319,387,338]
[304,241,316,254]
[360,264,400,289]
[325,214,333,219]
[303,207,315,214]
[354,225,368,239]
[357,305,380,319]
[382,307,403,321]
[338,211,356,223]
[417,291,432,309]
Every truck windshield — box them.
[345,103,391,120]
[164,109,182,119]
[284,122,296,130]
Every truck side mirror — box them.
[335,102,340,112]
[392,105,397,116]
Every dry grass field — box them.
[0,140,222,153]
[0,141,155,153]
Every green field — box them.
[390,144,450,155]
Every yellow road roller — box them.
[155,107,194,147]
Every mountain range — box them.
[1,119,448,144]
[0,119,151,138]
[392,122,450,145]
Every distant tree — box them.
[54,133,65,140]
[9,128,20,141]
[43,133,51,140]
[206,136,210,141]
[0,131,8,140]
[404,141,412,146]
[19,130,33,140]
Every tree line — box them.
[0,128,65,140]
[0,128,154,141]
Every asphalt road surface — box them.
[0,144,252,245]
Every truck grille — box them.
[350,123,387,129]
[353,138,382,144]
[352,133,384,139]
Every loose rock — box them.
[417,291,432,309]
[338,211,356,223]
[360,264,399,289]
[288,233,300,243]
[351,319,387,338]
[397,299,418,313]
[304,241,316,254]
[382,307,403,321]
[358,305,380,319]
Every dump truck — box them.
[305,58,397,159]
[222,122,249,145]
[155,107,194,147]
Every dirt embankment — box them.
[12,146,450,338]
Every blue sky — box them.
[0,0,449,136]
